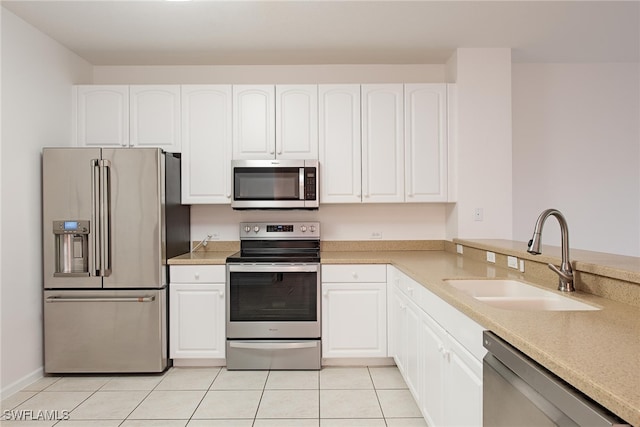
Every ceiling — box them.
[2,0,639,66]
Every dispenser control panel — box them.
[53,220,89,234]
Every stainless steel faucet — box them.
[527,209,575,292]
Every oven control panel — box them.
[240,222,320,239]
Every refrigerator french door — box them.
[42,148,189,373]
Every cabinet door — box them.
[405,84,448,202]
[76,85,129,147]
[181,85,232,204]
[361,84,404,203]
[444,336,483,427]
[319,85,362,203]
[130,85,181,152]
[169,283,225,359]
[420,309,448,427]
[232,85,275,159]
[387,286,408,372]
[276,85,318,159]
[322,282,387,358]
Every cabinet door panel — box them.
[405,84,447,202]
[130,85,181,152]
[445,337,483,427]
[169,283,225,359]
[362,85,404,203]
[322,283,387,358]
[233,85,275,159]
[319,85,362,203]
[181,85,232,204]
[76,86,129,147]
[276,85,318,159]
[420,310,447,427]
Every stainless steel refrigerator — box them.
[42,147,190,373]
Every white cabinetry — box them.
[181,85,232,204]
[318,85,362,203]
[361,84,405,203]
[404,84,448,202]
[321,265,387,358]
[388,266,484,427]
[75,85,181,152]
[233,85,318,160]
[169,265,226,360]
[75,85,129,147]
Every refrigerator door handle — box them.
[99,159,112,277]
[46,295,156,303]
[91,159,100,276]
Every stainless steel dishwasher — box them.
[482,331,630,426]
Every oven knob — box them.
[244,226,251,233]
[254,226,260,233]
[300,225,307,232]
[310,225,316,233]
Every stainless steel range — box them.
[226,222,321,370]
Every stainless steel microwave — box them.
[231,159,319,209]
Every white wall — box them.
[512,63,640,256]
[93,64,446,85]
[0,9,92,397]
[446,48,513,240]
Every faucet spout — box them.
[527,209,575,292]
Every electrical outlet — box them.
[519,259,526,273]
[474,208,483,221]
[370,232,382,240]
[456,244,464,254]
[486,251,496,263]
[507,256,518,269]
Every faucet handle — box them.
[548,263,573,281]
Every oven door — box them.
[226,263,320,339]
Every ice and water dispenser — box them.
[53,220,90,277]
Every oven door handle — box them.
[227,264,319,273]
[229,341,319,350]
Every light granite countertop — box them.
[169,247,640,425]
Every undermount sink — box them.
[444,279,600,311]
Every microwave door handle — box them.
[91,159,100,276]
[299,168,305,200]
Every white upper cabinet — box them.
[75,85,129,147]
[181,85,232,204]
[276,85,318,159]
[75,85,181,152]
[319,84,362,203]
[129,85,181,152]
[361,84,405,203]
[233,85,318,160]
[404,84,448,202]
[232,85,275,159]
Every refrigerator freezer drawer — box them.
[44,289,167,373]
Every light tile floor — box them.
[1,366,427,426]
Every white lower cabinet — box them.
[321,265,387,358]
[388,266,484,427]
[169,265,226,359]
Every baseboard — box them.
[321,357,396,366]
[0,366,44,401]
[172,359,226,367]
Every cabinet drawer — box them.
[322,264,387,283]
[170,265,225,283]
